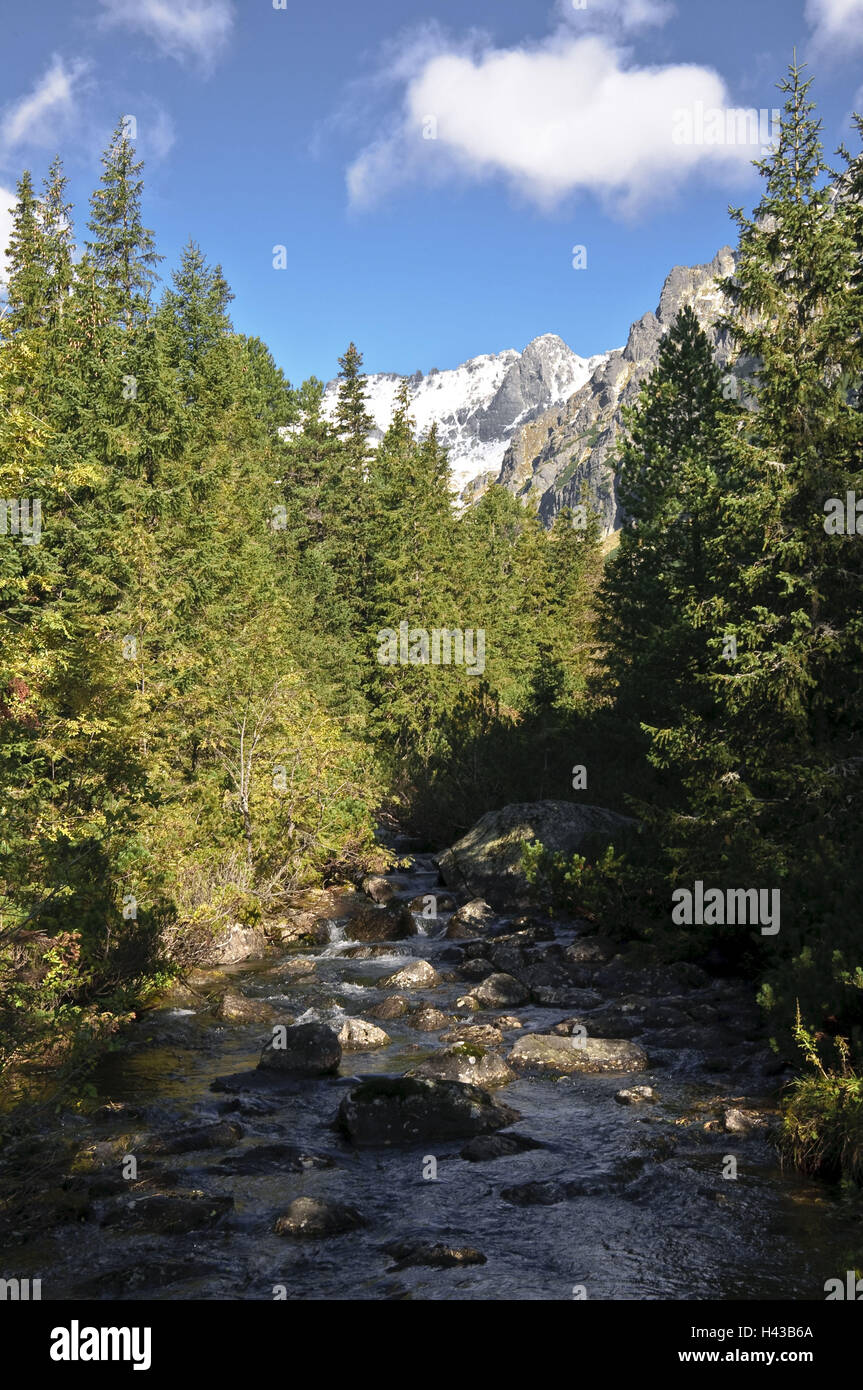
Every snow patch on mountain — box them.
[320,334,611,496]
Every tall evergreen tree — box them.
[85,119,162,328]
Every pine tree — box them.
[85,119,162,329]
[2,171,50,336]
[596,305,735,745]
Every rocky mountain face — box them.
[493,247,737,533]
[321,334,610,496]
[320,246,736,529]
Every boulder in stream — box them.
[257,1022,341,1076]
[380,960,440,990]
[348,904,412,942]
[337,1076,519,1146]
[444,899,497,938]
[470,972,529,1008]
[408,1045,515,1089]
[337,1017,390,1051]
[102,1191,233,1233]
[198,922,270,966]
[273,1197,366,1239]
[383,1240,486,1271]
[508,1034,648,1075]
[362,875,397,904]
[369,994,410,1020]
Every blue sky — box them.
[1,0,862,385]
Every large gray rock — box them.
[444,899,496,938]
[346,904,412,942]
[273,1197,365,1239]
[199,922,269,966]
[337,1017,390,1052]
[469,972,529,1009]
[380,960,440,990]
[257,1022,341,1076]
[337,1076,519,1147]
[436,801,635,908]
[408,1046,515,1089]
[509,1034,648,1075]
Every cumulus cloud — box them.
[97,0,235,70]
[805,0,863,52]
[0,56,88,151]
[347,32,763,214]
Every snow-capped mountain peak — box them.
[319,334,611,496]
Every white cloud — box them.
[0,56,88,151]
[806,0,863,52]
[347,32,761,214]
[0,183,15,288]
[97,0,235,69]
[557,0,676,31]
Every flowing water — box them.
[2,850,860,1301]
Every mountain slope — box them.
[321,334,610,495]
[493,248,737,532]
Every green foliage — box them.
[781,1009,863,1183]
[522,839,629,922]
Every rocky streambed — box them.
[1,841,860,1301]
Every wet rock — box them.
[530,985,601,1007]
[408,1045,515,1089]
[460,1132,543,1162]
[723,1106,774,1136]
[444,899,497,938]
[509,1034,648,1075]
[369,994,410,1020]
[407,893,457,916]
[273,1197,366,1239]
[564,938,616,965]
[458,958,495,982]
[337,1076,519,1147]
[470,972,529,1008]
[148,1120,244,1155]
[215,1096,278,1117]
[487,943,526,975]
[493,1015,524,1030]
[257,1022,341,1076]
[440,1023,505,1047]
[102,1191,233,1233]
[341,944,397,959]
[455,995,482,1012]
[436,801,635,908]
[279,956,318,979]
[409,1006,452,1032]
[615,1086,658,1105]
[266,910,329,947]
[348,904,412,942]
[381,960,440,990]
[363,875,397,904]
[217,992,276,1024]
[337,1017,390,1051]
[383,1240,486,1271]
[507,916,556,939]
[216,1143,335,1175]
[71,1137,142,1174]
[198,922,270,967]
